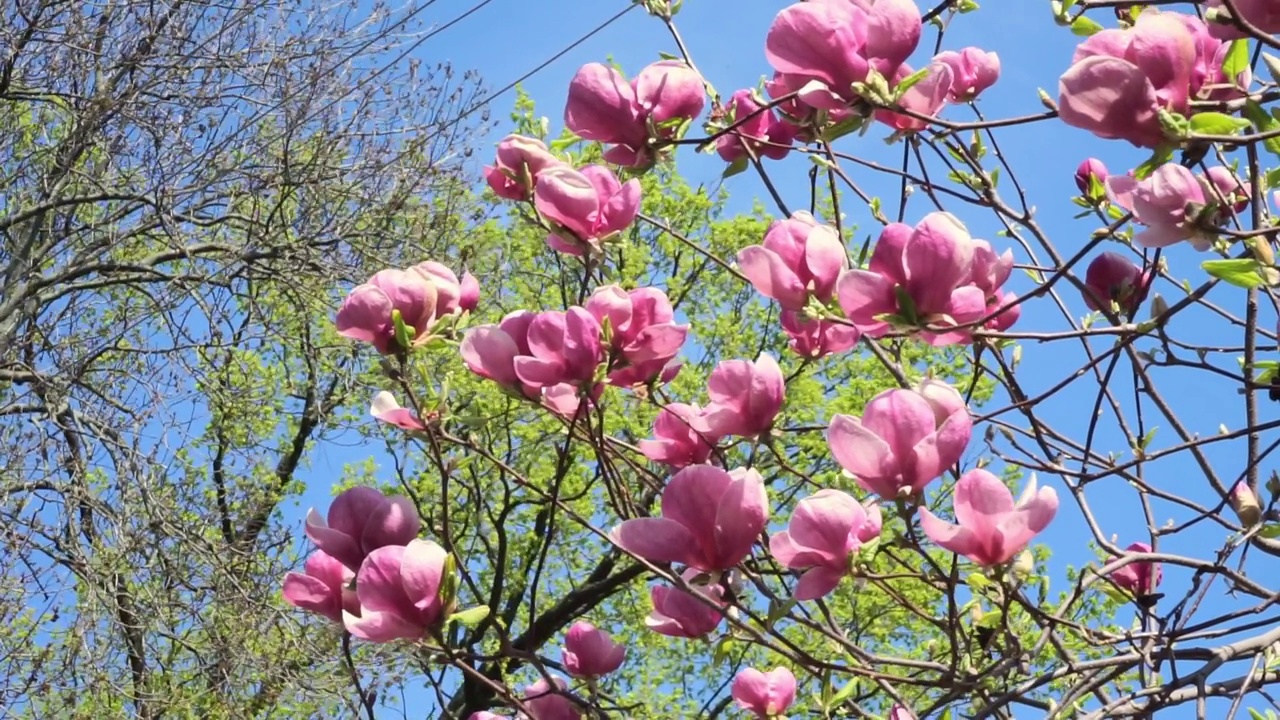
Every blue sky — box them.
[291,0,1280,716]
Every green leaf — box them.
[1263,53,1280,86]
[1202,258,1270,289]
[1241,101,1280,157]
[447,605,490,628]
[1070,15,1104,36]
[392,309,415,351]
[1133,146,1174,180]
[1188,111,1252,136]
[894,66,932,97]
[1221,39,1250,82]
[1258,524,1280,540]
[830,678,858,707]
[721,156,749,179]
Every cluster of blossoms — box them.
[267,0,1280,713]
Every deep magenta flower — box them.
[483,134,565,201]
[935,47,1000,102]
[770,489,882,600]
[610,465,768,572]
[305,486,421,572]
[738,212,848,311]
[535,165,641,256]
[1108,542,1162,597]
[335,268,439,354]
[714,89,796,163]
[646,570,726,639]
[779,311,860,359]
[343,539,452,643]
[828,386,972,499]
[1082,252,1151,316]
[564,60,705,167]
[561,621,625,679]
[638,403,719,468]
[585,285,687,387]
[282,551,359,623]
[521,677,582,720]
[702,353,786,438]
[731,667,797,719]
[918,470,1059,567]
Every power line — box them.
[444,3,639,133]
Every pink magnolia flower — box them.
[646,571,726,638]
[1082,252,1151,316]
[1205,0,1280,39]
[738,212,848,311]
[610,465,769,572]
[836,214,988,345]
[1076,158,1109,195]
[1108,541,1162,597]
[370,391,427,432]
[413,261,479,318]
[561,621,626,679]
[828,386,972,500]
[1177,14,1252,100]
[918,469,1059,567]
[638,403,719,468]
[512,308,604,389]
[1230,480,1262,526]
[935,47,1000,102]
[1057,11,1197,148]
[305,486,421,572]
[971,239,1014,298]
[535,165,642,256]
[874,61,954,132]
[335,268,439,354]
[343,539,453,642]
[564,60,705,167]
[1106,164,1214,250]
[731,667,797,719]
[780,311,860,359]
[702,353,786,438]
[916,378,968,428]
[484,134,565,201]
[1202,165,1251,215]
[890,706,917,720]
[282,551,359,623]
[521,677,581,720]
[765,0,922,112]
[714,89,796,163]
[585,285,687,387]
[461,310,595,417]
[770,489,882,600]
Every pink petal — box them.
[609,518,700,566]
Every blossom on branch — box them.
[918,470,1059,567]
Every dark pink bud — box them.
[561,621,626,678]
[1083,252,1150,316]
[1075,158,1109,196]
[1108,541,1162,597]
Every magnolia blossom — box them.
[460,311,590,418]
[731,667,797,719]
[510,308,603,390]
[585,285,687,387]
[828,386,972,499]
[564,60,705,167]
[335,268,439,354]
[935,47,1000,102]
[916,378,967,427]
[1106,164,1216,250]
[282,551,359,623]
[305,486,421,572]
[370,391,427,432]
[638,403,719,468]
[874,61,954,132]
[765,0,921,113]
[739,212,848,311]
[610,465,769,572]
[535,165,641,256]
[343,539,453,642]
[1230,481,1262,526]
[561,621,625,679]
[1108,542,1162,597]
[521,677,582,720]
[1202,165,1251,215]
[714,89,796,163]
[1177,13,1252,100]
[919,470,1059,567]
[780,311,861,359]
[647,571,726,638]
[836,213,993,345]
[1058,11,1197,148]
[702,353,786,438]
[770,490,882,600]
[484,134,565,201]
[1205,0,1280,39]
[890,706,917,720]
[1075,158,1109,196]
[414,261,480,317]
[1082,252,1151,316]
